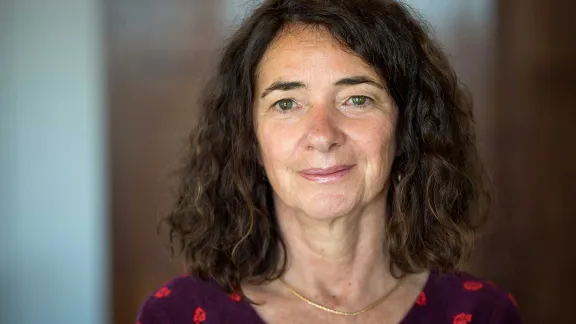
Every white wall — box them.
[0,0,109,323]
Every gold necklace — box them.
[279,277,402,316]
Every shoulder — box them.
[135,275,255,324]
[414,271,523,324]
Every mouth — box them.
[299,165,355,183]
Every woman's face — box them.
[254,25,398,220]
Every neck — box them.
[275,191,397,308]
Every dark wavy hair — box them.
[165,0,490,293]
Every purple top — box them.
[136,271,523,324]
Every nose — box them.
[305,104,344,153]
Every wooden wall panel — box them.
[105,1,230,323]
[471,0,576,322]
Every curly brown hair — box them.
[165,0,490,293]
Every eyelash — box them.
[342,95,372,108]
[270,96,373,113]
[271,98,300,113]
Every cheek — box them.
[377,125,396,160]
[257,122,300,171]
[354,118,396,173]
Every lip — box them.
[299,165,355,183]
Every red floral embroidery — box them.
[508,293,518,307]
[463,281,483,291]
[154,287,171,298]
[453,312,472,324]
[193,307,206,324]
[415,292,427,306]
[229,293,241,302]
[485,280,497,287]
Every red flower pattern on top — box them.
[415,291,427,306]
[463,281,483,291]
[453,312,472,324]
[154,287,171,298]
[194,307,206,324]
[508,293,518,307]
[229,293,242,302]
[138,274,524,323]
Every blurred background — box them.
[1,0,574,323]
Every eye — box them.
[344,96,371,107]
[272,99,297,112]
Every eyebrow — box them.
[334,76,384,89]
[260,75,384,98]
[260,81,306,98]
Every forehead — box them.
[266,24,341,52]
[256,24,379,84]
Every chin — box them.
[299,193,358,220]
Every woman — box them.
[137,0,523,323]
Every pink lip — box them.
[299,165,355,183]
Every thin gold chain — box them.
[279,277,402,316]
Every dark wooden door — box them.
[470,0,576,322]
[105,1,232,323]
